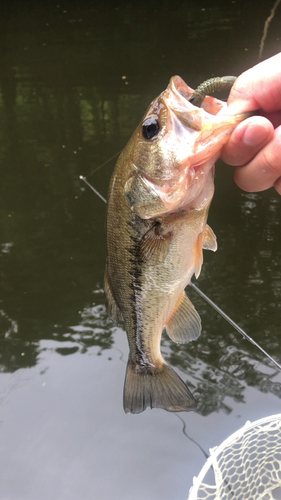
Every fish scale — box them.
[105,75,250,414]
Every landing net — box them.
[188,414,281,500]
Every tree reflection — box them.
[162,306,281,416]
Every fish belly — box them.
[106,170,211,414]
[122,210,207,414]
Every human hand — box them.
[221,53,281,194]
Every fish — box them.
[104,75,249,414]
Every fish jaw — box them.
[123,76,250,219]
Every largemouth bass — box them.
[105,76,249,414]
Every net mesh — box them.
[188,414,281,500]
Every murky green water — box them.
[0,2,281,499]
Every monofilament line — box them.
[259,0,281,59]
[80,175,281,371]
[79,176,107,203]
[189,282,281,371]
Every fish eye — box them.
[142,118,160,140]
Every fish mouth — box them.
[153,76,252,212]
[169,76,194,103]
[167,75,252,126]
[164,76,204,132]
[165,75,252,163]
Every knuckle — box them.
[230,73,253,100]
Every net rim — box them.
[188,413,281,500]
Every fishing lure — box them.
[190,76,237,107]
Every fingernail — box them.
[243,123,269,147]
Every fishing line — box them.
[83,151,121,180]
[79,176,107,203]
[259,0,281,59]
[174,414,209,459]
[80,176,281,372]
[189,282,281,371]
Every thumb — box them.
[221,117,274,166]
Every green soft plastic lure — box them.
[190,76,237,107]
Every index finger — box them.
[227,53,281,115]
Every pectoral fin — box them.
[193,225,217,279]
[202,224,217,252]
[194,233,203,279]
[165,291,201,343]
[138,225,172,264]
[104,266,123,326]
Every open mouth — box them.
[169,76,194,103]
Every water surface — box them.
[0,2,281,499]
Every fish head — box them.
[123,76,250,219]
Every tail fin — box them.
[123,361,197,414]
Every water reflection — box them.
[0,4,281,500]
[163,323,281,417]
[63,300,115,354]
[2,265,281,417]
[0,1,280,417]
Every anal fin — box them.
[104,266,123,326]
[165,291,201,343]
